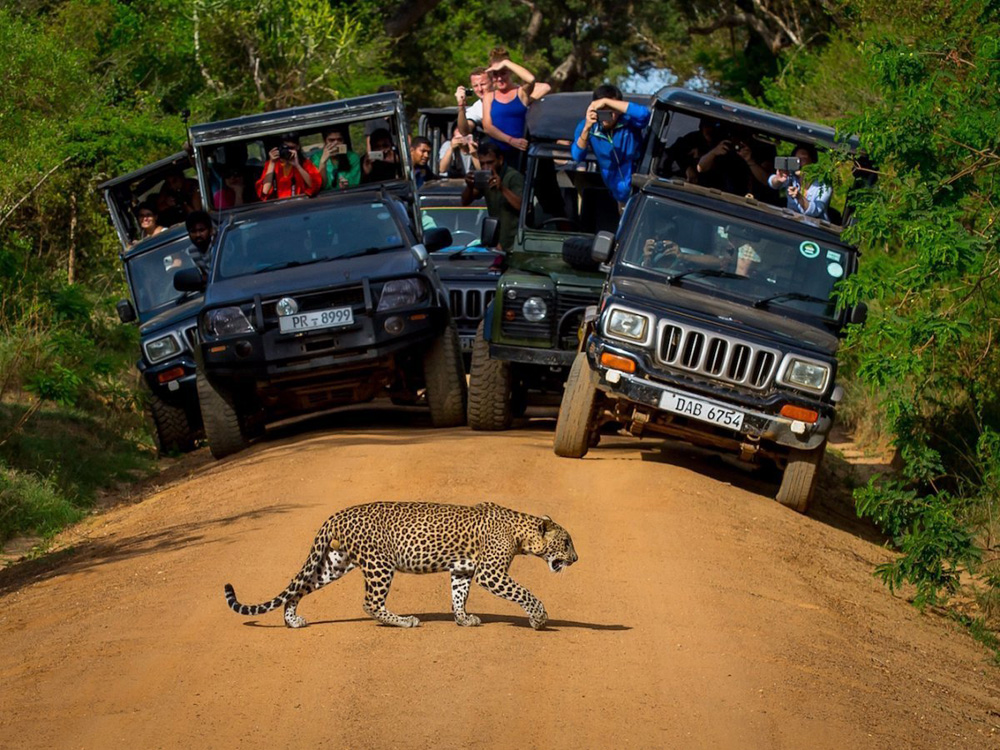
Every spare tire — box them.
[562,236,599,271]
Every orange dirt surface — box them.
[1,407,998,749]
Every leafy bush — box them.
[0,463,83,545]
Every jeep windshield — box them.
[423,206,487,252]
[619,196,855,323]
[216,201,405,280]
[127,238,202,313]
[524,151,620,239]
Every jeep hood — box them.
[432,253,499,284]
[206,248,420,306]
[611,276,840,355]
[139,295,203,334]
[515,254,605,288]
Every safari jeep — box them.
[554,90,869,513]
[467,92,646,429]
[177,93,465,459]
[100,152,205,454]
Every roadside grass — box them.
[0,402,156,549]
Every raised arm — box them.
[490,59,537,101]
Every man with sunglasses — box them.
[572,84,651,206]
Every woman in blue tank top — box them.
[481,48,550,155]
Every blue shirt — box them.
[572,102,651,203]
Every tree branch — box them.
[0,157,72,231]
[385,0,446,38]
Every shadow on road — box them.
[633,438,889,546]
[240,611,631,631]
[0,503,301,597]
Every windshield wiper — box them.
[251,257,331,274]
[338,244,403,260]
[449,243,501,260]
[666,269,746,285]
[753,292,830,309]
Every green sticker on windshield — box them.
[800,241,821,258]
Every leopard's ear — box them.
[539,516,554,535]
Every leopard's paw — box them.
[456,613,482,627]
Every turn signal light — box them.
[600,352,636,373]
[156,367,185,384]
[780,404,819,423]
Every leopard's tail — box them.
[224,514,340,617]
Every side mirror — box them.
[849,302,868,326]
[410,243,429,268]
[173,268,206,293]
[424,227,453,254]
[591,231,616,264]
[115,299,136,324]
[480,217,500,249]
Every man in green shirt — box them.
[461,142,523,250]
[309,127,361,190]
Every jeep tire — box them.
[553,351,600,458]
[197,371,250,459]
[422,323,468,427]
[149,391,198,455]
[468,320,513,430]
[776,442,826,513]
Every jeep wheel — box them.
[553,351,600,458]
[149,392,198,455]
[197,371,251,459]
[468,320,513,430]
[422,323,468,427]
[775,442,826,513]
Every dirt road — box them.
[1,407,998,749]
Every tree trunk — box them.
[68,193,76,285]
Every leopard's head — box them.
[526,516,579,573]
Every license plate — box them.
[278,306,354,333]
[459,336,475,352]
[658,388,745,431]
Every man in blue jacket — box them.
[571,85,651,207]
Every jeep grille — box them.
[556,289,597,349]
[448,287,495,323]
[183,325,198,351]
[261,285,366,325]
[657,322,779,390]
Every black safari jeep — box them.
[554,89,868,513]
[467,92,647,429]
[178,93,465,459]
[100,152,205,453]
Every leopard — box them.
[224,501,578,630]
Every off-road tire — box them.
[149,392,198,455]
[468,321,513,430]
[553,351,600,458]
[422,324,468,427]
[775,442,826,513]
[197,371,250,459]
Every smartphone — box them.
[596,109,615,124]
[472,170,491,191]
[367,150,385,161]
[775,156,801,172]
[330,144,348,156]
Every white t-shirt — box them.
[465,99,483,125]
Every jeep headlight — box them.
[205,306,255,338]
[781,357,830,392]
[522,296,548,323]
[377,278,426,312]
[606,308,651,343]
[144,334,181,363]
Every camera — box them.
[329,143,348,156]
[367,149,386,162]
[278,146,294,161]
[774,156,801,173]
[472,170,491,191]
[597,109,615,125]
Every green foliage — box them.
[0,464,83,546]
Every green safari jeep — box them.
[467,92,638,429]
